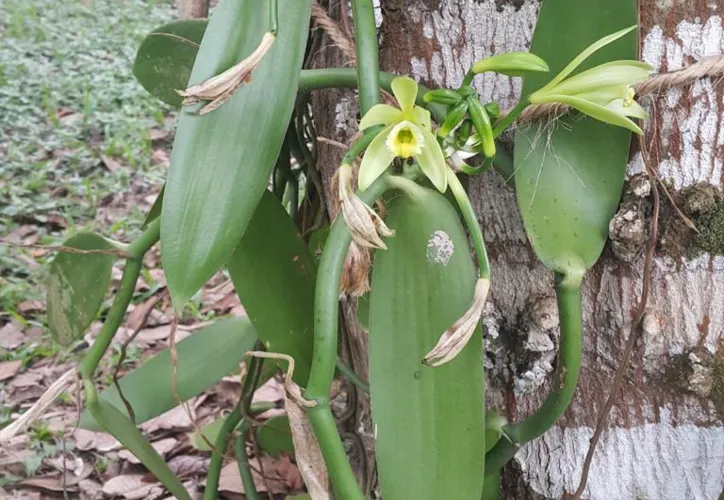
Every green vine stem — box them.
[484,274,583,474]
[492,99,529,138]
[79,218,161,380]
[204,354,264,500]
[446,171,491,279]
[268,0,278,35]
[235,427,260,500]
[481,468,501,500]
[336,357,370,394]
[304,175,391,500]
[350,0,380,113]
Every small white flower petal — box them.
[358,124,396,191]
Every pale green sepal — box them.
[417,127,448,192]
[360,104,403,130]
[537,25,638,94]
[411,106,432,130]
[548,61,652,97]
[359,124,396,191]
[549,94,643,135]
[391,76,419,113]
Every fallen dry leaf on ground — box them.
[167,455,209,478]
[0,321,26,350]
[118,437,177,464]
[0,360,22,381]
[73,429,121,452]
[216,455,300,495]
[102,474,164,500]
[78,479,104,500]
[141,402,196,434]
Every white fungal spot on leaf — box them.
[426,230,455,265]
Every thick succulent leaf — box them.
[87,399,190,500]
[257,415,294,457]
[161,0,313,308]
[514,0,638,276]
[369,182,485,500]
[46,232,116,346]
[80,318,257,430]
[133,20,207,107]
[480,470,501,500]
[227,191,316,386]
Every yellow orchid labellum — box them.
[528,25,654,134]
[358,77,448,193]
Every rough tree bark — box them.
[178,0,209,19]
[309,1,724,499]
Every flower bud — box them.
[472,52,549,76]
[423,89,463,106]
[438,100,469,137]
[467,97,496,158]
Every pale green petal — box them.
[552,94,643,135]
[358,124,396,191]
[391,76,419,113]
[359,104,403,130]
[411,106,432,129]
[417,127,448,192]
[607,99,648,120]
[551,61,652,97]
[574,85,629,105]
[536,25,638,94]
[472,52,549,76]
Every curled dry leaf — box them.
[339,242,372,298]
[423,278,490,367]
[178,32,276,114]
[285,384,330,500]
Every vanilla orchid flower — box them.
[528,25,653,134]
[358,77,448,192]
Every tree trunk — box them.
[178,0,209,19]
[310,1,723,499]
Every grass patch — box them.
[0,0,176,317]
